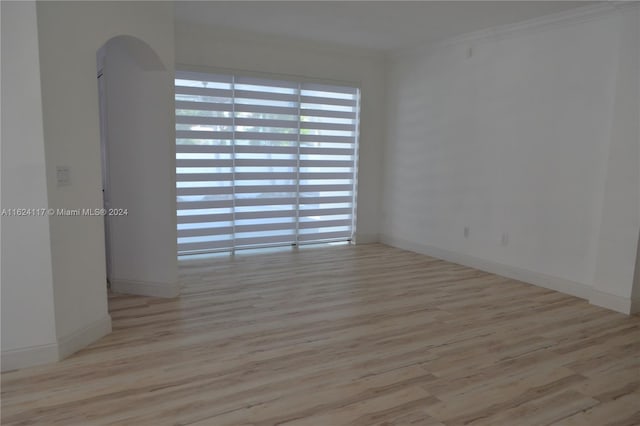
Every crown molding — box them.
[391,2,638,60]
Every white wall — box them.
[383,6,639,313]
[103,37,178,297]
[591,7,640,311]
[633,233,640,308]
[1,1,58,370]
[175,23,387,243]
[33,1,176,356]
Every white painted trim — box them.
[381,234,638,315]
[392,2,637,59]
[57,314,112,360]
[1,314,112,372]
[354,233,379,245]
[110,279,180,298]
[1,342,59,372]
[589,290,636,315]
[381,234,591,299]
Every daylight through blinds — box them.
[176,70,360,255]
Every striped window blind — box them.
[176,70,360,255]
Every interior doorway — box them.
[94,35,179,298]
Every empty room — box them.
[1,1,639,425]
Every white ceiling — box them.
[174,1,597,51]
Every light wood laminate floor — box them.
[2,244,639,425]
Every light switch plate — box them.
[56,166,70,186]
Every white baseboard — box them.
[354,233,379,245]
[57,314,112,360]
[1,314,112,372]
[381,234,592,299]
[379,235,639,316]
[110,279,180,298]
[1,342,59,372]
[589,290,637,315]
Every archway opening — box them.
[96,35,178,299]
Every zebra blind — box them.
[176,70,360,255]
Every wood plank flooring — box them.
[2,243,639,425]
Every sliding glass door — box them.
[175,70,360,255]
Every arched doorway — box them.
[96,35,179,299]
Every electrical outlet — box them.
[464,226,470,239]
[501,232,509,246]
